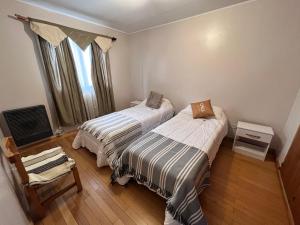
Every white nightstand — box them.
[233,121,274,161]
[130,100,142,107]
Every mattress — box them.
[72,98,174,167]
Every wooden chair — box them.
[2,137,82,221]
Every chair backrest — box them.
[3,137,29,185]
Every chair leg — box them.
[72,166,82,192]
[25,186,46,221]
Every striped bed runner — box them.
[22,147,75,186]
[112,132,210,225]
[80,112,143,168]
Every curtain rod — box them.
[9,14,117,42]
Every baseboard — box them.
[276,163,295,225]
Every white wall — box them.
[0,129,31,225]
[279,88,300,164]
[0,0,132,134]
[1,0,300,154]
[129,0,300,150]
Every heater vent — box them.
[3,105,53,146]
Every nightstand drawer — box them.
[236,128,272,143]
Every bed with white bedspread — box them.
[72,98,174,168]
[112,105,228,225]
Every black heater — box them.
[3,105,53,146]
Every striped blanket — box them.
[112,132,210,225]
[80,112,143,168]
[22,147,75,186]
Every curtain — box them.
[68,38,99,119]
[30,20,113,51]
[91,42,115,115]
[39,37,88,126]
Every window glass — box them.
[68,38,93,93]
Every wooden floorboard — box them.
[21,132,290,225]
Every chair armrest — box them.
[3,137,19,163]
[3,137,29,184]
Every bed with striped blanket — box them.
[112,105,228,225]
[79,112,143,168]
[112,132,209,225]
[72,98,174,168]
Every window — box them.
[68,38,99,118]
[68,37,93,93]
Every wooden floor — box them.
[21,132,290,225]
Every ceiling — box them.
[21,0,249,33]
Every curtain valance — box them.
[30,19,113,52]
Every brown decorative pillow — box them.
[191,100,215,119]
[146,91,163,109]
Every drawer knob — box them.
[245,134,261,139]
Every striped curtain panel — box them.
[91,42,115,115]
[38,37,88,126]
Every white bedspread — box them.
[119,98,174,134]
[153,105,228,165]
[72,98,174,167]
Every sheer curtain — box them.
[68,38,100,119]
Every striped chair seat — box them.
[21,146,75,186]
